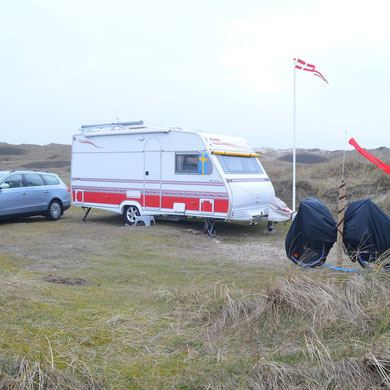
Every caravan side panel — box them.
[71,131,230,219]
[71,133,145,213]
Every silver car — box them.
[0,170,71,221]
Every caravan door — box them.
[143,138,162,209]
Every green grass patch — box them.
[1,211,390,388]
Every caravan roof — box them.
[77,120,255,155]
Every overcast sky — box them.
[0,0,389,150]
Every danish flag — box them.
[295,58,328,84]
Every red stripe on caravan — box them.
[145,195,160,208]
[162,196,199,210]
[215,199,229,213]
[84,192,130,205]
[74,191,229,213]
[144,196,229,213]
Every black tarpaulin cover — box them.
[285,197,337,264]
[343,198,390,255]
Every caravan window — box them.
[216,155,264,174]
[175,153,212,175]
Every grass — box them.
[0,209,285,388]
[1,209,390,388]
[1,142,389,388]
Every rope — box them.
[322,263,363,273]
[291,258,365,273]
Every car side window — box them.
[42,174,59,185]
[2,174,24,188]
[25,174,45,187]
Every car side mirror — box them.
[0,183,10,189]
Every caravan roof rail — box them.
[81,120,145,131]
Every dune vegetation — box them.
[0,143,389,388]
[260,147,390,214]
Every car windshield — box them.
[0,172,8,181]
[216,155,264,174]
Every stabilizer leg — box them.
[82,207,91,222]
[203,218,216,238]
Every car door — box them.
[0,174,27,216]
[23,173,48,212]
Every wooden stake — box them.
[336,180,346,266]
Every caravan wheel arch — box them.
[119,200,143,215]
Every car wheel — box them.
[123,205,140,225]
[46,199,63,221]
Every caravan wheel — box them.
[123,206,140,225]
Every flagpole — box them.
[292,58,296,211]
[292,58,328,211]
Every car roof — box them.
[0,170,56,175]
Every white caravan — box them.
[71,121,275,228]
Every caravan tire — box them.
[123,205,140,225]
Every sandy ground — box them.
[0,207,361,276]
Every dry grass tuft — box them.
[175,355,381,390]
[0,272,47,299]
[209,284,266,331]
[265,275,371,327]
[364,339,390,387]
[0,356,104,390]
[200,274,390,335]
[166,273,390,388]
